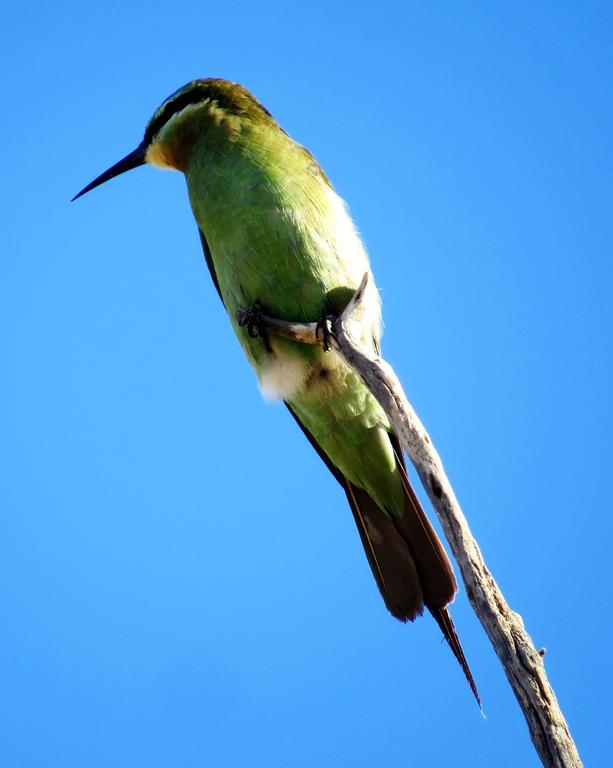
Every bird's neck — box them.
[184,122,318,235]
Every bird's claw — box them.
[316,313,334,352]
[237,303,272,352]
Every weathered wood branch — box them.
[236,273,582,768]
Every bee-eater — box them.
[73,79,478,703]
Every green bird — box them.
[74,78,479,703]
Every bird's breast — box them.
[185,142,381,399]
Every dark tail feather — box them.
[388,434,457,609]
[344,479,424,621]
[285,403,480,704]
[346,471,481,707]
[391,435,481,706]
[431,606,481,708]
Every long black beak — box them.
[71,143,147,201]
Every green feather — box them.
[73,78,480,703]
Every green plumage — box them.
[178,84,404,517]
[73,78,479,704]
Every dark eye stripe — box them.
[144,86,210,145]
[143,80,276,147]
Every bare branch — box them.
[237,273,583,768]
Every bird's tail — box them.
[285,404,480,705]
[430,605,481,708]
[344,435,480,706]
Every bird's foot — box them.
[237,302,273,353]
[315,312,335,352]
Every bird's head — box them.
[72,79,276,201]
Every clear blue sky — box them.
[2,2,611,766]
